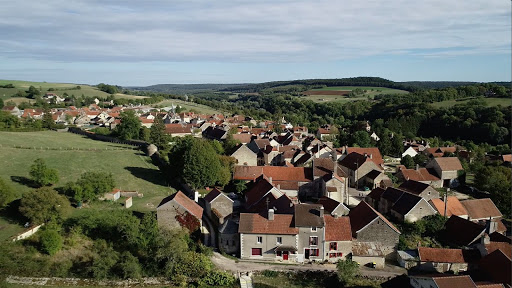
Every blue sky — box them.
[0,0,510,86]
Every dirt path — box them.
[211,252,407,278]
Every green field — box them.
[430,97,511,108]
[303,86,408,103]
[0,131,175,241]
[0,80,147,102]
[154,99,222,115]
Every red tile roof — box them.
[324,215,351,241]
[485,242,512,258]
[433,275,478,288]
[461,198,502,220]
[430,196,468,217]
[233,166,313,182]
[400,167,440,181]
[238,213,298,235]
[164,124,192,134]
[418,247,478,263]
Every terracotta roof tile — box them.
[433,275,477,288]
[324,215,351,241]
[461,198,502,220]
[475,283,506,288]
[479,250,511,286]
[418,247,480,263]
[238,213,298,235]
[429,196,468,217]
[233,166,313,182]
[400,167,440,181]
[485,242,512,258]
[398,180,431,195]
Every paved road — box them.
[211,252,406,278]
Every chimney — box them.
[486,217,497,234]
[319,206,324,218]
[268,177,272,184]
[443,191,448,217]
[277,184,281,190]
[416,164,419,171]
[332,150,338,176]
[194,191,199,202]
[333,213,339,219]
[369,154,373,159]
[268,209,274,221]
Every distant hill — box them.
[399,81,512,89]
[128,83,247,95]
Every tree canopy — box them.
[0,178,16,208]
[64,172,115,203]
[29,158,59,187]
[115,110,141,140]
[19,187,70,224]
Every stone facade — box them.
[240,233,298,261]
[391,198,437,223]
[231,144,257,166]
[157,202,199,231]
[324,240,352,262]
[355,219,400,259]
[297,227,325,262]
[205,193,233,226]
[341,161,382,188]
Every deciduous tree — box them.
[19,187,70,224]
[29,158,59,187]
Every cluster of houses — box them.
[3,103,510,286]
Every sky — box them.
[0,0,510,86]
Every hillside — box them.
[129,83,247,95]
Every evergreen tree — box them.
[149,114,168,150]
[115,110,141,140]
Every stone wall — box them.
[356,219,399,259]
[240,233,297,261]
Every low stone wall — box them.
[12,224,44,242]
[5,276,172,286]
[68,127,148,148]
[120,191,143,198]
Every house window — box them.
[329,242,337,251]
[276,237,282,244]
[310,248,319,256]
[329,253,336,258]
[336,252,343,257]
[309,236,318,246]
[276,251,282,257]
[257,236,262,244]
[311,227,317,232]
[251,248,262,256]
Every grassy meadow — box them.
[0,131,175,241]
[0,80,147,103]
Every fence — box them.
[12,224,44,242]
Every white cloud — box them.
[0,0,510,62]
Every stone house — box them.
[202,126,228,141]
[426,157,463,187]
[243,175,284,211]
[157,191,203,232]
[239,211,298,261]
[349,201,400,259]
[390,192,437,223]
[312,158,348,203]
[378,187,407,214]
[219,218,239,255]
[424,146,457,158]
[339,152,383,189]
[203,188,233,226]
[324,215,352,262]
[461,198,503,222]
[398,180,440,201]
[294,203,325,262]
[343,147,384,167]
[409,275,478,288]
[417,247,480,273]
[351,242,386,269]
[365,187,385,210]
[231,144,258,166]
[364,170,392,189]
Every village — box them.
[2,97,511,288]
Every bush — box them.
[39,229,63,255]
[198,270,235,287]
[262,270,279,278]
[336,259,359,285]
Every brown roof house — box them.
[398,180,440,201]
[389,192,438,223]
[203,188,233,226]
[349,201,401,259]
[339,152,383,189]
[323,215,352,263]
[157,191,203,232]
[239,211,298,262]
[316,196,350,217]
[397,165,443,188]
[294,203,326,262]
[426,157,464,187]
[312,157,348,204]
[409,275,478,288]
[417,246,480,273]
[461,198,503,222]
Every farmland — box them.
[0,131,174,241]
[301,86,409,103]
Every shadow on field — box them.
[124,166,167,186]
[0,199,27,226]
[10,176,39,188]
